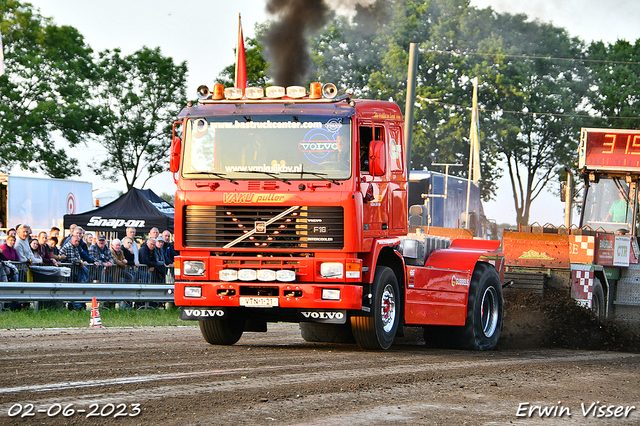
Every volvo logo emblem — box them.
[255,221,267,233]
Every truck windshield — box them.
[582,178,637,233]
[182,115,351,180]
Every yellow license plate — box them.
[239,297,279,308]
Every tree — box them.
[0,0,102,178]
[587,39,640,129]
[91,47,187,190]
[310,1,390,96]
[474,13,588,224]
[369,0,588,223]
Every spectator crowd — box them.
[0,224,178,309]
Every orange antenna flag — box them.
[235,13,247,90]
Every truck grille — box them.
[185,206,344,249]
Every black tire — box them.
[592,278,605,320]
[456,262,503,351]
[351,266,400,350]
[299,322,354,343]
[198,314,246,345]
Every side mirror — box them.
[170,137,181,174]
[170,121,182,175]
[370,140,386,176]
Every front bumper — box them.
[174,281,363,310]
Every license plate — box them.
[239,297,279,308]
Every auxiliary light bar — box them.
[195,82,340,103]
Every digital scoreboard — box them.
[579,128,640,172]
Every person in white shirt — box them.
[126,227,140,266]
[15,224,31,262]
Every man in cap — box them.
[89,234,114,267]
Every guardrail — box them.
[0,282,174,302]
[1,262,175,309]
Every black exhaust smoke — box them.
[264,0,330,86]
[264,0,375,86]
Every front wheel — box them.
[199,312,245,345]
[457,262,503,350]
[351,266,400,350]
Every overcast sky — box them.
[23,0,640,224]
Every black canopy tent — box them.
[63,188,174,236]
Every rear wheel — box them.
[299,322,354,343]
[456,262,503,350]
[592,278,605,320]
[351,266,400,350]
[199,313,245,345]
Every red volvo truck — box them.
[171,83,504,350]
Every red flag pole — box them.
[235,13,247,90]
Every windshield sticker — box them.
[194,119,323,131]
[389,138,401,159]
[224,161,302,173]
[299,119,345,164]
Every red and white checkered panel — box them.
[572,269,594,300]
[573,235,595,257]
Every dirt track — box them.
[1,323,639,425]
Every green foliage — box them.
[0,0,102,178]
[0,305,196,329]
[91,47,187,190]
[587,39,640,129]
[160,192,175,206]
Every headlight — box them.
[238,269,257,281]
[320,262,343,279]
[219,269,238,281]
[183,260,205,276]
[184,286,202,298]
[276,269,296,282]
[257,269,276,281]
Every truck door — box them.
[359,123,389,237]
[388,123,407,234]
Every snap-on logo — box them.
[87,216,145,229]
[184,309,225,317]
[301,311,345,320]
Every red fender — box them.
[405,239,501,327]
[425,239,501,272]
[360,237,401,284]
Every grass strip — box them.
[0,304,198,329]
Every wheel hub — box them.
[480,286,499,338]
[380,284,396,333]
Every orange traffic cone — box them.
[90,297,104,328]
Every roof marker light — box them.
[245,87,264,99]
[266,86,285,99]
[212,84,225,100]
[309,82,322,99]
[224,87,243,100]
[287,86,306,98]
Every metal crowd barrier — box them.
[0,262,175,309]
